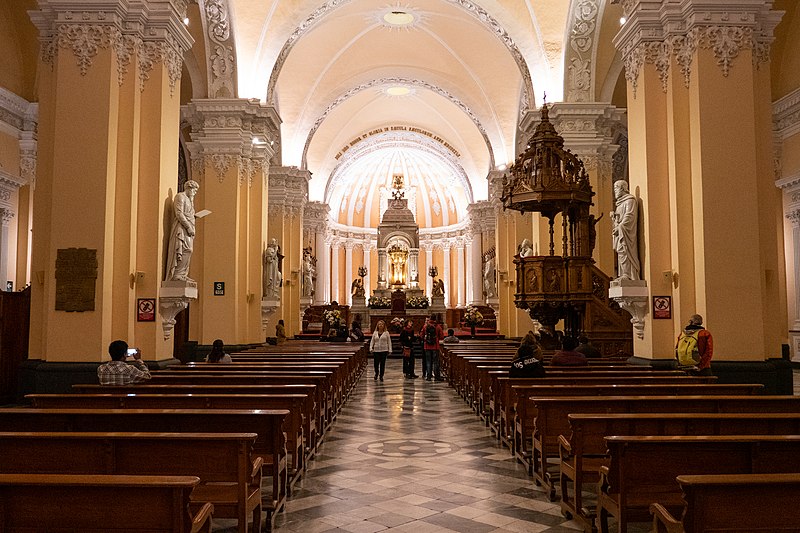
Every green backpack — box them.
[676,330,700,367]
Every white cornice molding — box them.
[0,88,38,134]
[0,168,26,189]
[774,87,800,140]
[776,170,800,192]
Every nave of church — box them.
[252,361,593,533]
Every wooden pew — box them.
[146,372,332,434]
[0,431,260,532]
[530,393,794,502]
[560,413,800,532]
[0,473,213,533]
[493,376,715,447]
[73,383,319,455]
[650,473,800,533]
[0,408,289,524]
[513,383,762,475]
[597,436,800,533]
[28,392,309,486]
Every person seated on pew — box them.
[276,319,287,344]
[442,328,460,344]
[350,315,365,342]
[575,335,602,358]
[98,340,151,385]
[509,342,546,378]
[550,336,588,366]
[205,338,232,363]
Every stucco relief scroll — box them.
[199,0,237,98]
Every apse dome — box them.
[325,130,472,229]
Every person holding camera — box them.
[97,340,152,385]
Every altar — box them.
[356,175,446,331]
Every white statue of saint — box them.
[302,250,315,297]
[483,256,497,298]
[264,238,282,298]
[518,238,534,258]
[166,180,200,282]
[610,180,641,281]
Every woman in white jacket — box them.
[369,320,392,381]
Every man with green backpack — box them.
[675,314,714,375]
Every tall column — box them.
[344,241,353,306]
[443,242,452,308]
[330,241,340,303]
[322,235,332,303]
[363,244,372,296]
[185,100,279,344]
[28,0,192,361]
[467,202,489,306]
[786,208,800,361]
[377,249,388,289]
[615,0,784,359]
[408,249,419,288]
[0,209,14,284]
[267,166,310,336]
[305,202,329,306]
[425,245,433,296]
[456,241,466,308]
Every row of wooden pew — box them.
[442,341,800,533]
[0,341,367,532]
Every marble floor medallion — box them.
[359,438,461,458]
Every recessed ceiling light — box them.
[383,10,415,26]
[386,86,411,96]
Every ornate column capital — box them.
[787,209,800,228]
[268,166,310,218]
[612,0,783,96]
[0,207,15,227]
[30,0,193,93]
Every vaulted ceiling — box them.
[229,0,575,211]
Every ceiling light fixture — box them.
[619,16,626,25]
[183,16,190,25]
[383,10,415,26]
[386,86,411,96]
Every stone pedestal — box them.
[351,298,368,328]
[791,330,800,364]
[609,279,648,340]
[261,298,280,334]
[430,295,446,318]
[159,281,198,341]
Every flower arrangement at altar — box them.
[463,305,484,326]
[368,296,391,309]
[406,295,429,309]
[390,317,404,332]
[323,309,342,326]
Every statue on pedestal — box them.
[518,238,534,258]
[264,238,283,298]
[610,180,641,281]
[432,278,445,297]
[483,255,497,298]
[302,248,315,298]
[351,277,365,297]
[166,180,199,282]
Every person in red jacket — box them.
[675,314,714,376]
[420,315,444,381]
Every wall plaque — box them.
[55,248,98,312]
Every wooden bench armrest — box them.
[191,502,215,533]
[558,434,571,460]
[649,503,684,533]
[251,456,264,483]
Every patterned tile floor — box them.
[214,367,800,533]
